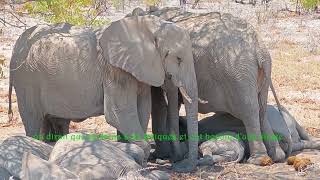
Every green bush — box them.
[296,0,320,11]
[144,0,160,6]
[23,0,109,27]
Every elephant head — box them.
[98,15,198,170]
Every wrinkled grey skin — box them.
[0,135,53,178]
[198,131,245,166]
[8,15,199,171]
[21,133,169,180]
[270,105,320,152]
[110,141,145,165]
[0,167,12,180]
[134,7,286,164]
[178,105,320,165]
[21,152,79,180]
[125,7,145,17]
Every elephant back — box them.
[10,23,73,72]
[49,133,142,179]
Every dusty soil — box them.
[1,0,320,179]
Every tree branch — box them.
[0,17,26,28]
[8,0,39,5]
[8,11,27,26]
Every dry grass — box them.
[269,40,320,128]
[271,41,320,91]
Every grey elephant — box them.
[8,15,199,172]
[20,133,169,180]
[0,135,53,179]
[134,8,286,165]
[178,105,320,165]
[0,134,167,180]
[197,131,246,166]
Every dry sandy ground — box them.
[1,0,320,179]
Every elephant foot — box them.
[247,154,273,166]
[172,158,197,172]
[272,146,286,162]
[149,149,170,161]
[170,142,188,162]
[148,151,157,161]
[132,141,150,167]
[198,155,214,166]
[149,148,186,164]
[170,151,185,163]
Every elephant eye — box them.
[177,57,182,65]
[164,51,169,58]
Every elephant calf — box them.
[0,134,169,180]
[0,135,53,179]
[198,131,245,165]
[23,133,168,180]
[179,105,320,165]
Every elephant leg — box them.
[235,99,272,165]
[261,116,286,162]
[16,87,44,138]
[259,84,286,161]
[295,122,310,141]
[151,87,171,159]
[242,115,272,165]
[291,140,320,152]
[301,140,320,150]
[104,77,150,165]
[41,116,70,142]
[116,130,128,143]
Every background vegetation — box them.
[1,0,319,27]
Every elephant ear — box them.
[99,16,165,87]
[20,152,79,180]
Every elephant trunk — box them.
[177,72,198,161]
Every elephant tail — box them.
[8,73,13,121]
[270,81,284,117]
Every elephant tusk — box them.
[163,91,169,106]
[198,98,208,104]
[179,87,192,104]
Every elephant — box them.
[178,104,320,165]
[0,135,53,178]
[197,131,246,166]
[125,7,145,17]
[0,167,12,180]
[0,133,168,180]
[8,15,199,172]
[128,7,288,165]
